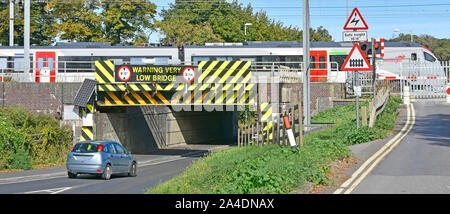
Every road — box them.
[342,101,450,194]
[0,145,226,194]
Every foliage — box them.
[238,105,255,126]
[0,2,53,46]
[158,0,333,45]
[0,107,72,170]
[0,0,157,46]
[147,96,401,194]
[389,34,450,61]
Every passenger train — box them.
[0,41,444,83]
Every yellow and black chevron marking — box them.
[260,102,273,140]
[95,60,115,84]
[196,60,252,91]
[95,60,253,92]
[81,104,94,115]
[97,89,255,106]
[81,126,94,141]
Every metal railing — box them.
[0,60,96,82]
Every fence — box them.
[238,93,303,148]
[0,60,95,82]
[442,60,450,83]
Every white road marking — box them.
[23,187,72,194]
[0,172,67,185]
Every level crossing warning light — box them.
[358,38,385,58]
[341,43,372,71]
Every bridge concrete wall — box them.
[95,106,237,154]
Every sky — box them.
[149,0,450,42]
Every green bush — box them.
[0,107,72,170]
[10,148,32,170]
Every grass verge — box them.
[146,96,402,194]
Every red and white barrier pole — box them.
[283,115,297,149]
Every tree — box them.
[0,0,157,46]
[98,0,157,45]
[46,0,104,43]
[0,1,54,46]
[389,34,450,61]
[158,0,333,45]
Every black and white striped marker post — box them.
[283,115,297,149]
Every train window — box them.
[48,58,54,70]
[216,57,233,61]
[319,56,326,69]
[58,56,93,73]
[411,53,417,61]
[154,57,170,65]
[37,58,44,70]
[286,56,302,62]
[193,57,211,66]
[130,57,145,65]
[424,52,436,62]
[110,58,123,65]
[261,56,274,62]
[14,58,25,72]
[310,56,316,69]
[329,55,348,71]
[239,58,256,62]
[0,58,6,71]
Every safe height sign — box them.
[115,65,197,83]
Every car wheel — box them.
[102,164,112,180]
[68,171,77,179]
[128,162,137,177]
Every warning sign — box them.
[182,67,196,83]
[117,66,132,82]
[343,8,368,30]
[341,43,372,71]
[114,65,197,83]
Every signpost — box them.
[343,31,368,42]
[341,43,372,129]
[114,65,197,84]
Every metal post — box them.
[244,25,247,43]
[355,71,360,129]
[302,0,311,130]
[24,0,30,82]
[9,0,14,47]
[372,38,377,109]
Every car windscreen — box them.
[72,143,101,153]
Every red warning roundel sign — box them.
[182,67,196,83]
[117,66,132,82]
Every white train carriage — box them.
[0,41,445,86]
[0,42,179,82]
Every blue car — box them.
[66,141,137,180]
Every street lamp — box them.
[244,23,252,43]
[394,28,413,42]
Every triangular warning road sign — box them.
[344,8,369,30]
[341,43,372,71]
